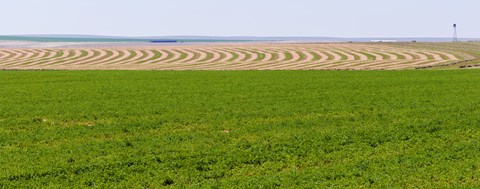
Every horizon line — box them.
[1,34,479,39]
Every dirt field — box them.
[0,42,473,70]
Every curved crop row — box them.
[0,44,463,70]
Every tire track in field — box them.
[4,49,47,67]
[102,49,133,65]
[139,49,168,65]
[0,50,8,59]
[195,48,248,70]
[16,49,58,67]
[0,50,15,59]
[89,49,119,65]
[197,48,234,70]
[300,50,330,69]
[38,50,77,67]
[229,48,270,69]
[52,49,92,66]
[66,49,98,66]
[223,48,277,70]
[313,51,349,69]
[30,50,72,67]
[197,48,256,70]
[79,49,109,65]
[2,49,46,67]
[165,48,220,69]
[261,49,308,70]
[336,49,391,69]
[176,49,196,63]
[349,50,417,70]
[357,50,453,70]
[120,49,153,65]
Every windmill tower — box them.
[453,24,458,42]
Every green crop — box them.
[1,70,480,188]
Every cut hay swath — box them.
[0,43,466,70]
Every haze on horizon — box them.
[1,0,478,38]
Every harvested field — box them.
[0,43,473,70]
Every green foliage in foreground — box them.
[1,70,480,188]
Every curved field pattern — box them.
[0,43,466,70]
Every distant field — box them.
[1,42,479,70]
[1,70,480,188]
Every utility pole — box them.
[453,24,458,42]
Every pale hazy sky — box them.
[1,0,478,37]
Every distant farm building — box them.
[371,40,397,43]
[150,40,177,43]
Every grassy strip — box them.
[56,50,88,65]
[324,51,335,60]
[437,53,450,60]
[309,51,322,62]
[132,50,149,64]
[2,49,38,66]
[236,49,252,62]
[416,52,435,60]
[83,49,116,65]
[354,51,376,60]
[389,52,406,60]
[295,51,307,62]
[216,49,228,62]
[97,50,115,63]
[251,50,266,62]
[331,51,348,60]
[47,50,78,65]
[104,50,127,65]
[269,51,280,62]
[403,52,420,59]
[15,50,55,66]
[141,50,163,63]
[226,50,239,62]
[2,50,18,59]
[158,50,174,63]
[185,49,201,62]
[375,52,390,60]
[119,50,138,64]
[166,50,188,63]
[283,51,293,61]
[197,49,214,62]
[79,50,101,65]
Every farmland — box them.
[1,70,480,188]
[1,42,479,70]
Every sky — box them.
[1,0,478,38]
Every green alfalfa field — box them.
[1,70,480,188]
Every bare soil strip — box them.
[18,49,57,67]
[1,49,36,65]
[93,50,121,65]
[7,49,50,67]
[27,50,70,68]
[178,49,196,63]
